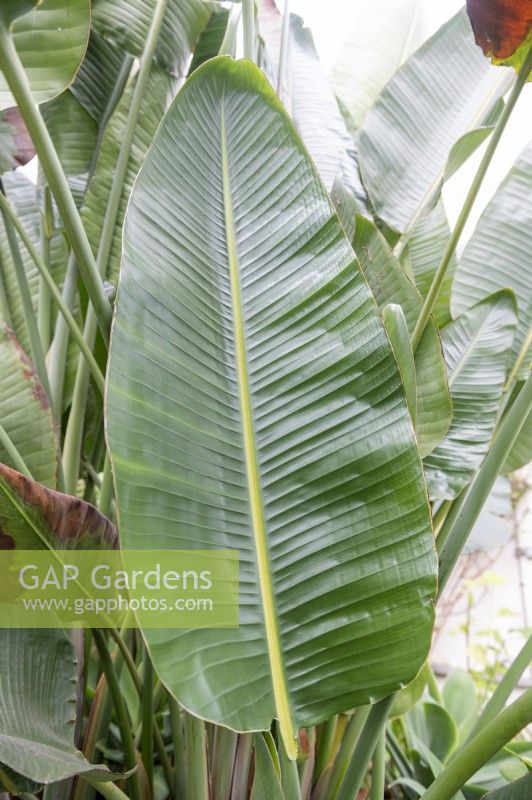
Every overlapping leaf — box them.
[425,292,517,501]
[107,56,437,752]
[358,9,511,234]
[353,217,451,456]
[0,172,67,353]
[81,65,172,284]
[0,0,90,109]
[330,0,426,131]
[92,0,212,77]
[452,141,532,382]
[257,0,366,205]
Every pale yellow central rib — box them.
[220,101,297,760]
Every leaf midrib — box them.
[220,90,297,760]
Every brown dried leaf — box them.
[0,463,118,550]
[466,0,532,59]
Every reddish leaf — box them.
[466,0,532,59]
[0,463,118,550]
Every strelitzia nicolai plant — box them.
[0,0,530,799]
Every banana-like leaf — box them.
[0,464,117,786]
[353,217,451,457]
[92,0,211,77]
[257,0,366,206]
[330,0,426,132]
[41,90,98,201]
[504,395,531,473]
[81,64,172,284]
[107,56,437,756]
[0,171,67,353]
[69,31,127,124]
[0,0,90,109]
[452,141,532,382]
[0,628,115,786]
[424,291,517,501]
[0,324,57,487]
[402,200,456,328]
[358,9,511,234]
[484,774,532,800]
[189,7,229,73]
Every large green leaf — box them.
[91,0,211,77]
[0,0,90,109]
[330,0,426,131]
[0,323,57,487]
[0,463,117,786]
[257,0,366,204]
[353,217,451,457]
[107,56,437,755]
[81,64,172,284]
[358,9,511,234]
[0,628,113,786]
[424,292,517,501]
[452,141,532,382]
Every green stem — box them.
[242,0,255,62]
[314,716,338,786]
[466,634,532,742]
[0,189,105,398]
[61,0,168,494]
[231,734,253,800]
[369,731,386,800]
[277,0,290,95]
[325,707,371,800]
[169,698,186,800]
[46,55,133,417]
[92,629,141,800]
[0,422,32,477]
[184,712,209,800]
[0,20,112,340]
[438,371,532,598]
[426,664,443,705]
[420,689,532,800]
[411,44,532,352]
[337,697,395,800]
[212,727,238,800]
[0,185,52,403]
[37,184,53,350]
[280,737,301,799]
[81,778,131,800]
[505,326,532,390]
[141,644,154,794]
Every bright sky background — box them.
[288,0,532,243]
